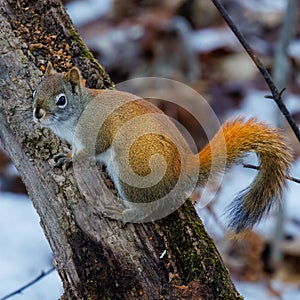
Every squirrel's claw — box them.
[53,153,73,169]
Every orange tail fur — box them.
[197,118,293,232]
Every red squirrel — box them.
[33,63,293,231]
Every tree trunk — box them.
[0,0,242,299]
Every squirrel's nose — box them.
[33,107,46,120]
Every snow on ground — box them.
[236,279,300,300]
[0,193,62,300]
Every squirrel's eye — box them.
[56,94,67,108]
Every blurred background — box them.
[1,0,300,299]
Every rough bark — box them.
[0,0,242,299]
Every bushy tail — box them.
[197,117,293,232]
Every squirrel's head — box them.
[32,62,85,128]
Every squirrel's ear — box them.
[65,67,82,94]
[67,67,82,85]
[45,61,56,76]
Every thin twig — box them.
[0,267,56,300]
[243,163,300,184]
[210,0,300,142]
[272,0,297,90]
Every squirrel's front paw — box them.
[53,153,72,169]
[102,205,129,227]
